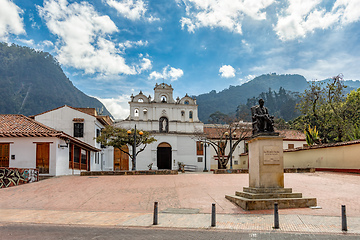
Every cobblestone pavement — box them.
[0,172,359,235]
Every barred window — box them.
[74,123,84,137]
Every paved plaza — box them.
[0,172,359,236]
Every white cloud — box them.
[16,38,35,46]
[38,0,150,75]
[149,65,184,81]
[219,65,236,78]
[96,95,130,120]
[104,0,159,22]
[137,57,152,73]
[42,40,54,47]
[0,0,25,40]
[180,0,274,34]
[239,74,256,85]
[274,0,360,41]
[119,40,148,53]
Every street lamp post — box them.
[127,125,143,171]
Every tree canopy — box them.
[293,74,360,143]
[96,126,156,168]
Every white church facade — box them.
[114,83,207,171]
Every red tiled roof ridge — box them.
[0,114,60,134]
[31,105,98,118]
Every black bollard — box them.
[211,203,216,227]
[274,202,279,229]
[153,201,158,225]
[342,205,347,231]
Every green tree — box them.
[96,126,156,170]
[296,74,354,143]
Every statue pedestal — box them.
[226,135,316,210]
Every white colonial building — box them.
[34,105,114,173]
[114,83,207,171]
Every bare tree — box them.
[193,116,251,169]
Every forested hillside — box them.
[0,43,112,117]
[236,87,301,121]
[196,74,308,122]
[196,73,360,123]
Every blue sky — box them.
[2,0,360,119]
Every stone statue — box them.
[251,99,275,135]
[159,117,168,133]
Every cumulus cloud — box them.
[96,95,130,120]
[149,65,184,81]
[104,0,159,22]
[219,65,236,78]
[0,0,25,40]
[38,0,150,75]
[137,57,152,73]
[275,0,360,41]
[179,0,274,34]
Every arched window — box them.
[161,95,167,103]
[138,98,144,102]
[189,111,193,119]
[184,100,189,105]
[134,108,139,117]
[143,109,147,115]
[181,111,185,116]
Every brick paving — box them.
[0,172,359,235]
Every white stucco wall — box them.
[35,106,105,148]
[0,137,69,176]
[283,140,307,149]
[126,133,209,171]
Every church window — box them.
[143,109,147,114]
[189,111,193,119]
[134,109,139,117]
[161,95,167,102]
[184,100,189,105]
[181,111,185,116]
[138,98,144,102]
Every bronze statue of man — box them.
[251,99,274,135]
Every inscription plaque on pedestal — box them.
[263,146,280,164]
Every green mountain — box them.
[0,43,112,118]
[196,73,360,123]
[196,74,308,122]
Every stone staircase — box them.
[226,187,317,210]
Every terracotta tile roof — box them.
[0,114,61,137]
[75,107,97,116]
[285,138,360,152]
[31,105,112,126]
[204,125,252,139]
[277,130,305,140]
[0,114,100,152]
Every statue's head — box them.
[259,98,264,106]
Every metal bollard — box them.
[342,205,347,231]
[274,202,279,229]
[211,203,216,227]
[153,201,158,225]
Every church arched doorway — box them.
[157,142,172,170]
